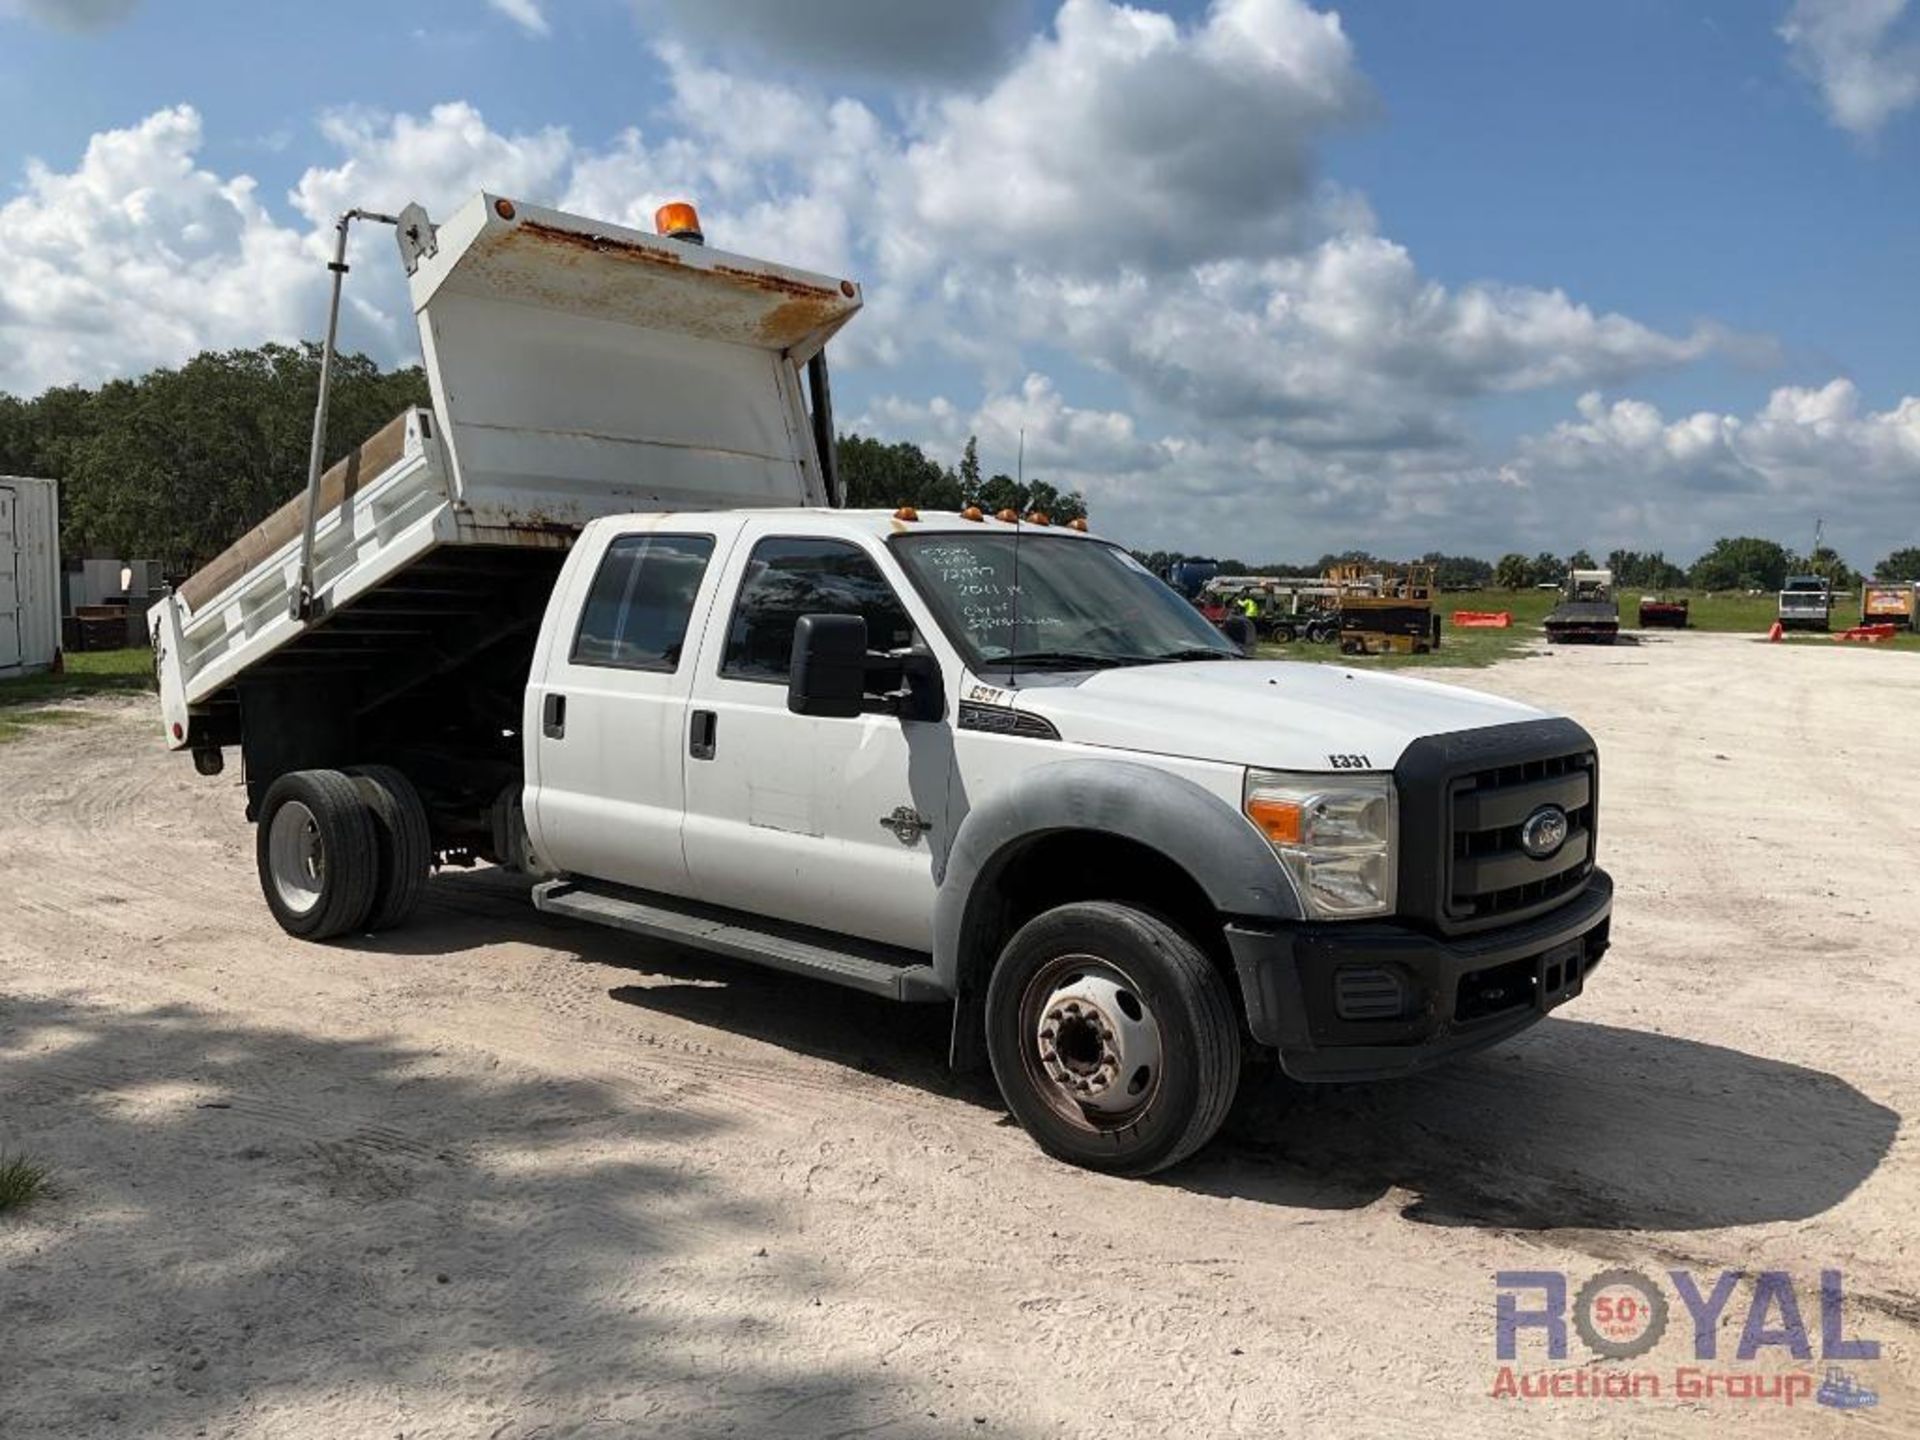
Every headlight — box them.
[1243,769,1397,919]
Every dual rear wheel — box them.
[257,766,431,940]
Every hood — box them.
[1000,660,1547,772]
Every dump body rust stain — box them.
[519,220,686,268]
[711,263,839,303]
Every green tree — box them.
[957,435,982,505]
[1420,551,1493,589]
[1688,536,1792,592]
[1495,553,1532,591]
[1791,545,1858,591]
[1567,548,1597,571]
[1529,552,1564,587]
[1020,477,1088,525]
[1,343,428,572]
[835,433,962,511]
[1875,547,1920,582]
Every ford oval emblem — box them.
[1520,804,1570,860]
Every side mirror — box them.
[1220,614,1258,655]
[788,614,868,717]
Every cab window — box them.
[571,533,715,671]
[721,537,916,682]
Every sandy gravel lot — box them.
[3,630,1917,1438]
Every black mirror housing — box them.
[788,614,868,717]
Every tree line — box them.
[1,344,430,574]
[1141,537,1918,593]
[1,342,1911,589]
[839,433,1088,524]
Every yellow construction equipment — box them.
[1327,563,1438,656]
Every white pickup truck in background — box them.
[152,194,1613,1174]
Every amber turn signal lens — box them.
[1068,517,1089,532]
[995,508,1020,523]
[961,505,985,522]
[1245,797,1304,846]
[494,198,516,220]
[894,506,919,521]
[1026,512,1051,526]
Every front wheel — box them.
[985,902,1240,1176]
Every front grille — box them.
[1448,749,1595,922]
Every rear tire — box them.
[347,764,432,931]
[985,901,1240,1176]
[256,769,379,940]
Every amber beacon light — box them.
[654,202,705,245]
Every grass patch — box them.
[1,649,152,743]
[0,708,101,745]
[0,1153,52,1213]
[0,648,155,709]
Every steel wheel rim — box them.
[267,800,325,915]
[1018,952,1164,1133]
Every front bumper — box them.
[1226,869,1613,1081]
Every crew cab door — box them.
[680,528,948,951]
[526,519,734,892]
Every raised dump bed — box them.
[152,193,862,787]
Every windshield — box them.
[892,532,1239,672]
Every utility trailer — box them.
[1859,582,1916,631]
[1543,568,1620,645]
[152,192,860,847]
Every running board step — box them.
[533,878,947,1003]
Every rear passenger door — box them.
[529,525,728,893]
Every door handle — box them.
[690,709,718,760]
[542,693,566,739]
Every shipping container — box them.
[0,476,62,678]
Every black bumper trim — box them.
[1226,869,1613,1081]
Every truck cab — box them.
[1778,575,1834,632]
[155,194,1614,1176]
[521,503,1612,1174]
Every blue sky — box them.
[0,0,1914,565]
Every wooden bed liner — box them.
[176,411,416,614]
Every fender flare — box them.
[934,759,1301,1064]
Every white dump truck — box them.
[152,194,1613,1174]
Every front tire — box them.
[985,902,1240,1176]
[256,769,379,940]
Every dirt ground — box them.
[3,630,1917,1438]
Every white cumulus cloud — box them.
[1781,0,1920,136]
[1508,380,1920,558]
[0,106,313,392]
